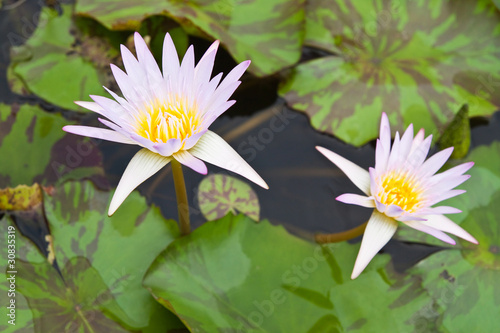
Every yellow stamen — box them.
[379,171,422,212]
[135,97,202,145]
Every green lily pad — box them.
[8,4,111,111]
[407,186,500,332]
[280,0,500,146]
[198,174,260,221]
[0,216,45,333]
[0,103,107,189]
[75,0,305,76]
[144,213,436,332]
[1,180,185,332]
[396,141,500,246]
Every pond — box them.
[1,0,499,332]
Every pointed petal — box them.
[109,149,170,215]
[379,112,391,152]
[153,138,183,157]
[134,32,163,82]
[352,211,398,279]
[375,139,389,172]
[189,131,268,189]
[399,123,414,163]
[406,134,432,170]
[162,33,180,80]
[385,204,404,218]
[418,206,462,215]
[173,150,207,174]
[63,125,135,144]
[417,147,454,178]
[387,131,401,170]
[74,101,103,113]
[427,189,466,206]
[195,40,219,85]
[316,146,371,195]
[403,220,456,245]
[336,194,375,208]
[421,215,478,244]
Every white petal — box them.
[385,204,404,218]
[379,112,391,152]
[174,150,207,174]
[217,60,250,92]
[316,146,371,195]
[418,206,462,215]
[427,189,466,206]
[403,220,456,245]
[336,194,375,208]
[426,162,474,187]
[195,40,219,85]
[152,138,183,157]
[375,139,389,172]
[398,123,414,163]
[63,125,135,144]
[162,33,180,80]
[74,101,103,113]
[417,147,454,178]
[421,214,478,244]
[352,211,398,279]
[134,32,163,83]
[387,131,401,170]
[109,149,170,215]
[189,130,268,189]
[406,134,432,170]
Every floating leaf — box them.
[280,0,500,146]
[1,181,185,332]
[144,213,435,332]
[75,0,305,76]
[439,104,470,159]
[407,185,500,332]
[0,216,45,333]
[0,184,43,211]
[8,4,110,111]
[0,103,107,189]
[198,174,260,221]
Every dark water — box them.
[2,0,500,273]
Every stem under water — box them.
[171,159,190,236]
[315,221,368,244]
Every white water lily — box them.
[317,112,477,279]
[64,32,268,215]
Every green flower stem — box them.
[315,221,368,244]
[171,159,190,236]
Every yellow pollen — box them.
[135,97,202,146]
[379,171,422,212]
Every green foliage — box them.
[144,213,434,332]
[75,0,306,76]
[198,174,260,221]
[0,181,185,332]
[280,0,500,146]
[8,5,107,111]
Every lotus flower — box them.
[64,32,268,215]
[316,113,477,279]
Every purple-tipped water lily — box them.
[64,32,268,216]
[317,112,477,279]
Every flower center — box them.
[379,171,422,212]
[135,98,202,144]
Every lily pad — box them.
[396,141,500,246]
[75,0,305,76]
[280,0,500,146]
[0,216,45,333]
[2,180,185,332]
[144,213,435,332]
[197,174,260,221]
[8,4,110,111]
[407,186,500,332]
[0,103,107,189]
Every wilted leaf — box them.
[0,184,43,211]
[144,213,436,332]
[280,0,500,146]
[198,174,260,221]
[75,0,305,76]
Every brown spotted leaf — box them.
[280,0,500,146]
[198,174,260,221]
[75,0,305,76]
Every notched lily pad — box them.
[144,213,436,332]
[280,0,500,146]
[75,0,305,76]
[197,174,260,221]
